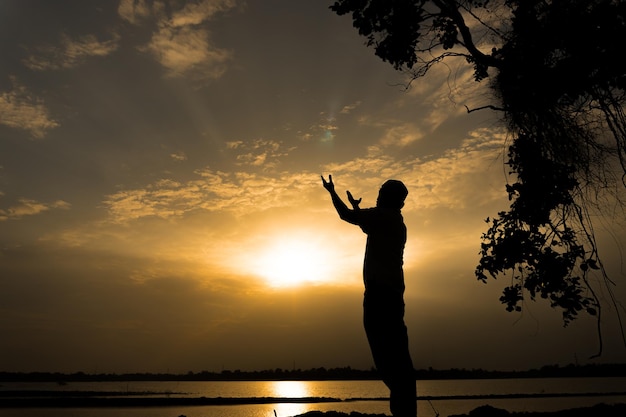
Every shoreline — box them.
[2,363,624,383]
[1,391,625,408]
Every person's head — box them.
[376,179,408,209]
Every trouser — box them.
[364,289,416,417]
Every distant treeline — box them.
[1,363,624,382]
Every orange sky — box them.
[0,0,625,373]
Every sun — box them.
[253,237,335,287]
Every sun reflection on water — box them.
[272,380,310,398]
[271,381,311,417]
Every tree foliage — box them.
[331,0,626,353]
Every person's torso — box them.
[359,208,406,290]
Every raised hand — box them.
[321,174,335,192]
[347,190,361,209]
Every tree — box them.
[330,0,626,355]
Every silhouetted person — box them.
[322,174,416,417]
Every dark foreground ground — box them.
[295,403,626,417]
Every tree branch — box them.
[432,0,501,69]
[465,104,505,113]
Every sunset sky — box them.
[1,0,625,374]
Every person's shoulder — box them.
[352,207,378,224]
[357,207,380,217]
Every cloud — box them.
[0,199,70,221]
[102,127,506,224]
[300,113,339,143]
[340,101,362,114]
[170,0,237,26]
[324,127,507,211]
[0,79,59,138]
[227,139,294,168]
[403,129,507,210]
[405,54,494,120]
[22,33,120,71]
[122,0,237,80]
[145,25,232,79]
[378,123,425,148]
[170,151,188,161]
[117,0,153,24]
[324,156,396,178]
[102,169,319,223]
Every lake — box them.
[2,377,625,417]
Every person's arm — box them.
[321,175,360,224]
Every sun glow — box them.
[253,237,335,287]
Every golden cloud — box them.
[123,0,237,80]
[22,33,120,71]
[0,79,59,138]
[0,198,70,221]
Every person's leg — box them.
[386,318,416,417]
[389,356,417,416]
[364,292,416,416]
